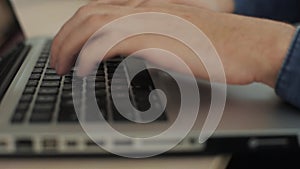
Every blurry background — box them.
[12,0,90,37]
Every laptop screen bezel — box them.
[0,0,25,58]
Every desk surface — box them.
[6,1,230,169]
[0,156,230,169]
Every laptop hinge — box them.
[0,43,31,101]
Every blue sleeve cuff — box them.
[234,0,258,16]
[234,0,300,23]
[275,27,300,109]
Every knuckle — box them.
[85,15,102,25]
[51,37,60,53]
[84,12,112,25]
[59,24,68,33]
[76,4,93,16]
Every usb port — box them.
[114,140,132,146]
[86,140,104,147]
[0,140,7,147]
[16,139,33,152]
[66,140,77,147]
[42,138,57,151]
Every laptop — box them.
[1,0,300,157]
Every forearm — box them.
[234,0,300,23]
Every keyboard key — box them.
[11,110,27,123]
[29,74,41,80]
[58,107,78,122]
[35,63,46,68]
[38,88,59,95]
[20,95,33,102]
[40,53,49,58]
[96,72,105,77]
[32,68,43,74]
[61,91,73,99]
[62,84,72,91]
[37,57,47,63]
[41,81,60,87]
[130,70,153,87]
[43,75,61,81]
[36,95,56,103]
[63,78,72,84]
[110,92,137,122]
[23,87,36,94]
[86,83,106,90]
[26,80,39,87]
[33,104,55,112]
[95,90,107,97]
[108,73,124,80]
[58,113,78,122]
[86,76,105,82]
[30,112,53,122]
[136,101,151,112]
[65,73,72,77]
[30,104,54,122]
[60,99,78,108]
[12,102,30,123]
[17,103,30,111]
[45,68,57,75]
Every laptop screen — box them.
[0,0,25,57]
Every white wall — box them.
[11,0,89,38]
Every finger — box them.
[93,0,147,7]
[77,34,203,77]
[51,3,102,68]
[55,13,119,75]
[51,1,144,69]
[136,0,206,11]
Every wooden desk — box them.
[5,1,231,168]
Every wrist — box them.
[257,22,296,88]
[217,0,234,13]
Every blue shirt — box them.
[276,27,300,109]
[234,0,300,109]
[234,0,300,23]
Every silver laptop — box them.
[1,0,300,156]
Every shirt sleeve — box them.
[275,27,300,109]
[234,0,300,23]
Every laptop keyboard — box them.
[11,40,167,124]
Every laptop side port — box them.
[114,140,133,146]
[42,138,57,151]
[86,140,105,147]
[0,139,9,153]
[189,137,198,145]
[0,140,7,147]
[15,138,33,152]
[66,140,77,147]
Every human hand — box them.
[165,0,234,12]
[89,0,235,12]
[51,0,295,88]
